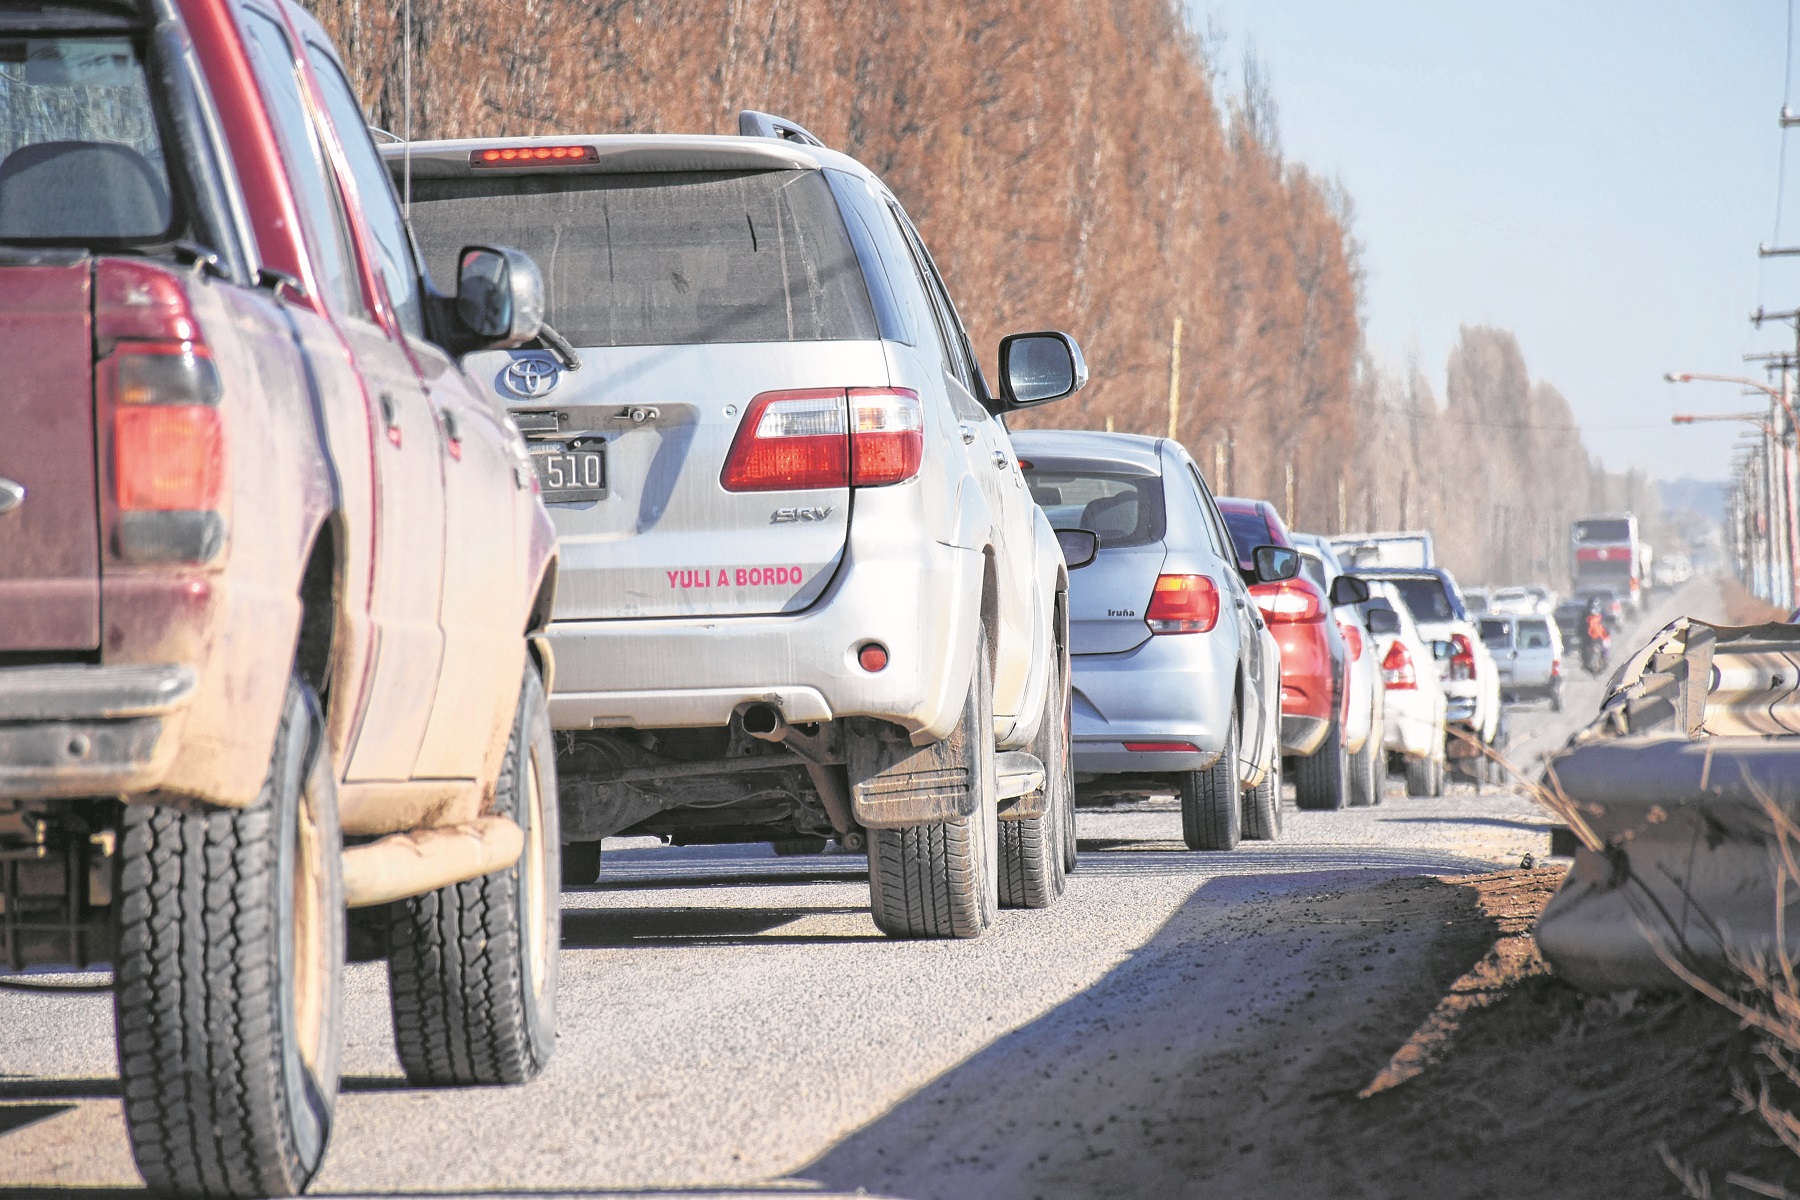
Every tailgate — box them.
[471,341,884,620]
[1068,543,1165,655]
[0,262,99,651]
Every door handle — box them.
[960,423,978,445]
[378,393,401,447]
[440,409,463,461]
[0,478,22,515]
[992,449,1009,470]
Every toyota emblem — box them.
[501,357,561,398]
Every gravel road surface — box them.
[0,589,1707,1198]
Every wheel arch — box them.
[294,512,347,714]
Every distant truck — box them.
[1571,515,1644,610]
[1328,530,1435,570]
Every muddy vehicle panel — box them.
[0,0,559,1194]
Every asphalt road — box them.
[0,588,1701,1198]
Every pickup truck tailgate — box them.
[0,262,99,652]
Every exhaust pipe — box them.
[739,703,857,841]
[742,702,786,741]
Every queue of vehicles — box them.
[0,0,1575,1191]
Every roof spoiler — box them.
[737,110,826,149]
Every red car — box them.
[0,0,559,1193]
[1216,498,1353,809]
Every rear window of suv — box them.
[0,36,173,242]
[1022,464,1166,549]
[405,168,879,347]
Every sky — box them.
[1194,1,1793,483]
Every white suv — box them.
[385,113,1083,938]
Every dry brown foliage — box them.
[306,0,1619,582]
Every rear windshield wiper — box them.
[534,321,580,371]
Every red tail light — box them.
[1381,640,1417,690]
[116,405,224,510]
[1449,633,1476,681]
[721,388,923,492]
[849,388,923,485]
[96,262,226,516]
[1340,622,1363,659]
[1253,579,1325,623]
[720,389,849,491]
[1146,574,1220,633]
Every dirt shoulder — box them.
[802,868,1793,1200]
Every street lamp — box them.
[1667,370,1799,606]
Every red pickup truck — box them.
[0,0,559,1192]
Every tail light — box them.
[1340,622,1363,660]
[1449,633,1476,681]
[849,388,923,485]
[1381,640,1417,690]
[721,387,922,492]
[96,261,226,564]
[472,144,599,166]
[1146,574,1220,634]
[1253,579,1325,623]
[115,403,224,509]
[1125,740,1200,752]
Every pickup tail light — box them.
[1381,640,1417,690]
[1146,574,1220,634]
[1449,633,1476,681]
[97,263,227,560]
[1252,578,1325,623]
[115,405,224,510]
[721,388,922,492]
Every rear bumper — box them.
[1281,713,1330,757]
[0,664,197,798]
[547,534,980,742]
[1067,632,1235,776]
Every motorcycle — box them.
[1581,638,1611,677]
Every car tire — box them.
[1431,755,1448,797]
[1347,729,1381,808]
[388,663,560,1086]
[1551,685,1563,714]
[1179,712,1241,851]
[1405,754,1435,798]
[561,840,603,886]
[867,627,1000,938]
[772,837,830,856]
[115,675,344,1199]
[999,616,1070,909]
[1242,748,1282,841]
[1293,716,1349,810]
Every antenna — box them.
[402,0,412,215]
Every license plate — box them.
[530,439,606,503]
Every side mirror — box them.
[1055,528,1099,570]
[1252,544,1300,584]
[1431,640,1457,662]
[998,331,1087,407]
[1328,575,1371,607]
[456,245,544,348]
[1366,608,1400,635]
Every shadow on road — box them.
[562,905,885,949]
[789,867,1499,1200]
[1381,815,1554,834]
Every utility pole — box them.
[1166,318,1182,442]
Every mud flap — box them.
[845,717,977,829]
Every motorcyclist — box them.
[1580,598,1611,672]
